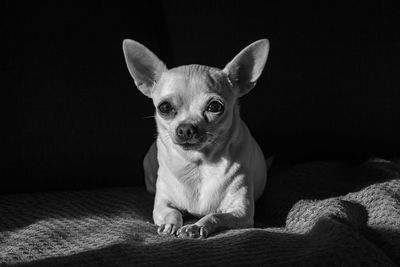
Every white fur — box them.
[123,39,270,238]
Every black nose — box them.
[176,123,197,141]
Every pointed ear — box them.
[122,39,167,97]
[223,39,270,96]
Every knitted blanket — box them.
[1,159,399,266]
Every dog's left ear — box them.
[223,39,269,96]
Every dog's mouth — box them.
[177,141,204,150]
[171,130,209,151]
[173,136,207,150]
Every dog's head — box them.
[123,39,269,152]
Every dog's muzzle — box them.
[175,123,205,150]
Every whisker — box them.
[143,115,155,119]
[205,131,216,137]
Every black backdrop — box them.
[2,1,400,193]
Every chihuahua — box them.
[122,39,270,238]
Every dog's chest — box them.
[171,160,235,216]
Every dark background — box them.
[2,1,400,193]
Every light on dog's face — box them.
[152,65,236,151]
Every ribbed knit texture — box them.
[1,159,399,266]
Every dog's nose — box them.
[176,123,197,141]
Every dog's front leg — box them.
[177,211,253,238]
[177,189,254,238]
[153,198,183,236]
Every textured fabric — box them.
[1,159,399,266]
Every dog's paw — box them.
[177,224,209,238]
[157,223,179,236]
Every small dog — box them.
[123,39,270,238]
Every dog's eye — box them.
[158,101,174,114]
[207,101,224,113]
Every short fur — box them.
[123,39,270,238]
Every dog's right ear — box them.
[122,39,167,97]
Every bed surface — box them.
[1,159,399,266]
